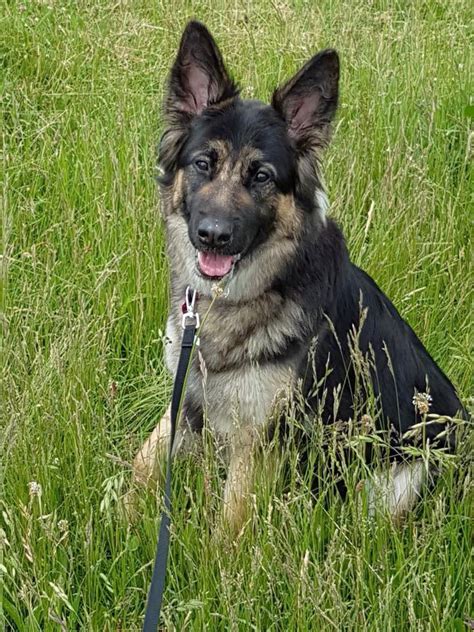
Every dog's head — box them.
[159,21,339,296]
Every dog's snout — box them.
[197,217,232,248]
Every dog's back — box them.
[290,221,464,447]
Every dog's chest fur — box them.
[165,291,305,437]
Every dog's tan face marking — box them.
[171,169,185,211]
[274,193,302,236]
[164,140,267,220]
[208,138,230,161]
[235,186,254,207]
[192,141,265,208]
[198,181,214,199]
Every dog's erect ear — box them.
[166,21,238,118]
[272,50,339,149]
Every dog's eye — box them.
[195,159,210,173]
[254,170,271,183]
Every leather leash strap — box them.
[142,288,198,631]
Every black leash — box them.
[142,287,199,632]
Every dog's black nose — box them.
[197,217,232,248]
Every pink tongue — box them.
[198,251,234,277]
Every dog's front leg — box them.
[123,405,173,519]
[131,405,173,487]
[222,427,258,534]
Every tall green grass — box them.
[2,1,472,629]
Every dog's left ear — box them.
[165,21,238,119]
[272,50,339,149]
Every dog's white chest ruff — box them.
[165,315,294,437]
[195,362,293,436]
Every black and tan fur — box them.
[129,22,465,530]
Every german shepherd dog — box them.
[129,21,465,530]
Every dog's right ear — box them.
[165,21,238,119]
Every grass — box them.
[2,0,473,629]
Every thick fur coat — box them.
[129,22,465,528]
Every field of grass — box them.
[2,0,473,629]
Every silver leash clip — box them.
[182,286,200,329]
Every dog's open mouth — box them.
[196,251,240,280]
